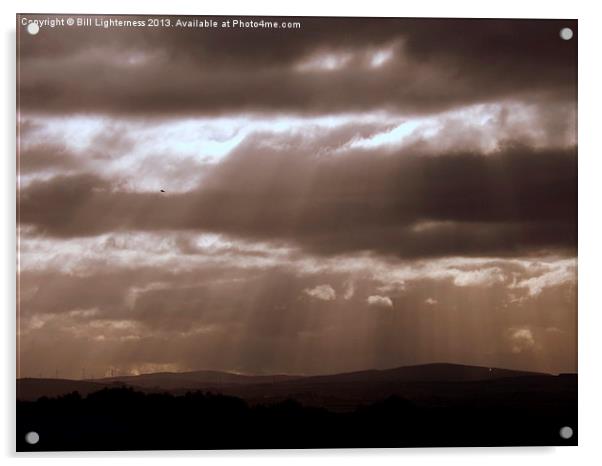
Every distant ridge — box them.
[97,370,303,389]
[294,362,548,384]
[16,362,558,402]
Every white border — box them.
[3,0,602,464]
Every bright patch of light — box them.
[296,51,353,71]
[370,48,394,68]
[348,120,424,149]
[343,102,576,154]
[20,100,576,193]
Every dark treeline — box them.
[17,386,577,450]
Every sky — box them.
[17,16,577,378]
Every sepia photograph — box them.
[16,14,577,450]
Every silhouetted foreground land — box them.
[17,375,576,450]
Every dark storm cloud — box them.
[17,16,576,116]
[18,140,577,259]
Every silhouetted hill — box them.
[281,362,543,384]
[97,369,302,389]
[227,363,555,410]
[17,363,553,404]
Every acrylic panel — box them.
[16,14,577,451]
